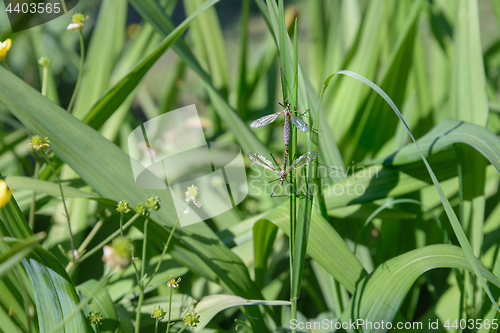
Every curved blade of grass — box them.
[77,279,117,333]
[321,70,500,311]
[253,220,278,289]
[341,245,500,332]
[22,249,89,333]
[260,205,365,293]
[450,0,488,126]
[354,198,447,254]
[0,232,45,279]
[193,295,290,332]
[83,0,218,127]
[370,119,500,169]
[6,176,114,204]
[0,65,269,332]
[96,0,267,154]
[72,0,127,119]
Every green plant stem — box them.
[289,18,299,333]
[95,323,100,333]
[66,214,139,273]
[67,29,85,113]
[177,326,187,333]
[28,160,40,230]
[145,202,188,288]
[155,318,159,333]
[119,212,124,236]
[41,66,48,97]
[77,218,104,255]
[41,150,75,263]
[135,217,149,333]
[166,289,173,333]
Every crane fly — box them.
[250,101,310,173]
[248,151,318,197]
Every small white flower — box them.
[185,185,202,208]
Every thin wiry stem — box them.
[119,211,124,236]
[166,289,173,333]
[67,29,84,113]
[28,160,40,230]
[77,218,104,255]
[135,217,149,333]
[145,202,188,288]
[154,318,159,333]
[41,150,75,263]
[41,66,48,96]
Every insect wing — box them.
[250,113,280,128]
[248,153,279,173]
[288,151,318,172]
[291,115,310,132]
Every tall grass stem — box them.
[67,29,85,113]
[41,150,75,263]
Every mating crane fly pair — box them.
[248,90,317,197]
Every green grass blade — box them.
[5,176,113,203]
[341,245,500,332]
[370,119,500,169]
[72,0,127,119]
[193,295,290,332]
[22,249,89,333]
[0,233,45,279]
[323,69,500,311]
[184,0,230,96]
[450,0,488,126]
[253,220,278,289]
[97,0,267,154]
[83,0,218,127]
[261,205,365,293]
[0,62,269,332]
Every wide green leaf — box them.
[321,70,500,311]
[0,63,269,332]
[341,245,500,333]
[193,295,290,332]
[83,0,219,128]
[22,248,89,333]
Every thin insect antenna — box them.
[269,153,281,171]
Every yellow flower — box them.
[0,39,12,61]
[0,180,12,209]
[182,311,200,327]
[166,275,181,289]
[67,13,87,31]
[151,305,166,320]
[29,135,50,150]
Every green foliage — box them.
[1,0,500,332]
